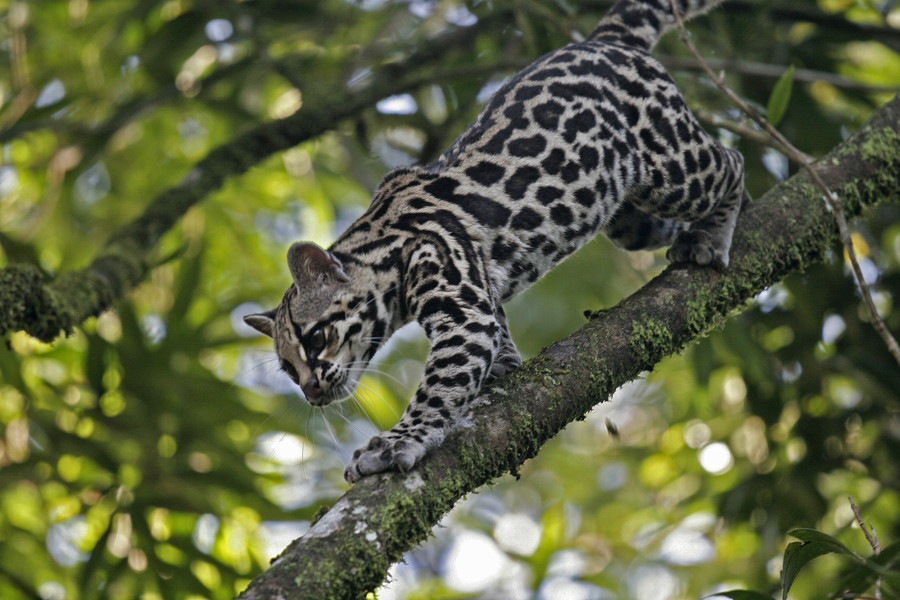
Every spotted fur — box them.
[246,0,746,482]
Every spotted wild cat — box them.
[245,0,747,482]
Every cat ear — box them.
[287,242,350,287]
[243,310,276,338]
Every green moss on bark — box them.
[0,265,62,342]
[1,20,505,343]
[237,96,897,600]
[630,318,674,364]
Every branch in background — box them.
[669,0,900,366]
[0,56,259,146]
[582,0,900,50]
[661,56,900,96]
[237,96,899,600]
[694,109,816,164]
[727,0,900,53]
[849,496,883,599]
[0,16,515,343]
[849,496,882,555]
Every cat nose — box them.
[302,376,323,401]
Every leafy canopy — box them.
[0,1,898,598]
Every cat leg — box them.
[345,241,501,482]
[630,133,746,269]
[604,200,688,251]
[344,300,500,481]
[666,148,747,270]
[488,305,521,381]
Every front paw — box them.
[344,434,428,483]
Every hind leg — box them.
[621,71,748,270]
[666,187,747,269]
[488,305,521,381]
[605,200,688,251]
[666,148,747,270]
[630,137,746,269]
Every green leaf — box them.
[169,246,203,325]
[781,541,833,600]
[704,590,774,600]
[788,528,856,556]
[833,538,900,598]
[766,65,795,127]
[782,529,857,600]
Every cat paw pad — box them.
[666,230,728,270]
[488,351,522,381]
[344,435,427,483]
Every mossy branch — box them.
[0,16,510,343]
[236,97,899,600]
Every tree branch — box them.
[236,96,899,600]
[660,56,900,96]
[582,0,900,50]
[0,16,512,343]
[0,56,259,146]
[727,0,900,52]
[669,0,900,364]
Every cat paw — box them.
[344,434,427,483]
[666,230,728,271]
[488,350,522,381]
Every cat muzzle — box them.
[302,376,323,403]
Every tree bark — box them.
[236,97,899,599]
[0,14,515,342]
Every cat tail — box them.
[588,0,726,51]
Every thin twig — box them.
[849,496,881,553]
[695,109,815,164]
[849,496,882,600]
[669,0,900,367]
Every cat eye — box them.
[308,328,327,353]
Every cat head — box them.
[244,242,373,406]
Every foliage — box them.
[0,1,898,599]
[714,528,900,599]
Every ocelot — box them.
[245,0,747,482]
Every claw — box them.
[344,433,429,483]
[666,229,728,269]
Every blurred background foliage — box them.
[0,0,898,598]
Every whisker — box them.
[319,409,346,469]
[242,385,302,443]
[345,365,414,393]
[332,387,369,438]
[229,351,309,448]
[229,354,281,391]
[353,379,401,421]
[300,406,316,480]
